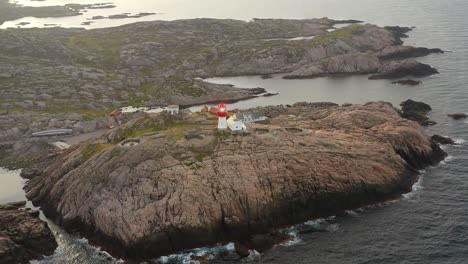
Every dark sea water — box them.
[1,0,468,263]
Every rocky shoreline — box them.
[0,201,57,264]
[24,101,446,261]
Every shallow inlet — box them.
[0,167,25,204]
[190,73,422,112]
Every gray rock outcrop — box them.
[0,201,57,264]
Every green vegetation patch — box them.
[113,114,209,143]
[41,100,110,120]
[190,146,214,162]
[312,24,366,45]
[66,32,127,68]
[82,143,112,159]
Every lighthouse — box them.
[217,103,228,130]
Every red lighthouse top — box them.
[217,103,227,117]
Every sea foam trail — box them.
[31,222,124,264]
[279,228,303,247]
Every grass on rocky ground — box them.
[82,143,112,160]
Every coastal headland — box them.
[25,102,446,260]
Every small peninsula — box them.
[26,102,446,260]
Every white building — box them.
[121,106,150,114]
[233,111,267,124]
[120,105,180,115]
[227,116,247,131]
[166,105,179,115]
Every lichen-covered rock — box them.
[0,202,57,264]
[26,102,446,260]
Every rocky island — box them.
[25,102,446,260]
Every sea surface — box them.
[1,0,468,263]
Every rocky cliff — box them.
[25,102,446,260]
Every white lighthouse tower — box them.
[217,103,228,130]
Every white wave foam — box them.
[403,174,424,200]
[278,229,303,247]
[157,242,234,264]
[224,242,235,252]
[304,218,326,228]
[326,223,339,232]
[345,210,358,216]
[440,155,454,165]
[246,250,261,261]
[454,138,465,145]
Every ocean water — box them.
[1,0,468,263]
[0,167,25,203]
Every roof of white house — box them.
[227,116,244,130]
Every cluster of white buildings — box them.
[215,103,267,132]
[120,105,180,115]
[115,103,267,133]
[226,112,267,131]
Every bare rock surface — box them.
[0,201,57,264]
[431,135,455,145]
[400,99,435,126]
[369,59,438,80]
[26,102,446,260]
[376,46,443,60]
